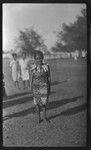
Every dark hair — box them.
[34,50,44,60]
[22,52,26,56]
[12,53,17,57]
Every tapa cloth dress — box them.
[10,59,20,82]
[31,63,50,106]
[19,59,29,81]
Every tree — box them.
[15,28,47,55]
[52,8,87,53]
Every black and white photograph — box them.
[3,3,87,147]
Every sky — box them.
[3,3,86,52]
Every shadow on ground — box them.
[3,91,31,100]
[3,96,33,109]
[3,80,66,101]
[3,96,86,121]
[47,103,87,121]
[51,80,67,86]
[3,91,56,109]
[47,96,84,111]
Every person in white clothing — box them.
[10,53,20,88]
[19,52,30,89]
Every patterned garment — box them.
[31,63,50,106]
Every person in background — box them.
[3,73,7,98]
[19,52,30,89]
[31,51,51,123]
[10,53,20,89]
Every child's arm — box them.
[9,61,13,74]
[18,60,22,79]
[10,60,13,68]
[30,71,33,92]
[18,60,22,78]
[48,65,51,83]
[47,65,51,94]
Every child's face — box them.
[35,55,43,66]
[13,55,17,60]
[23,53,26,59]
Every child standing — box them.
[10,53,20,89]
[3,73,7,98]
[31,51,51,123]
[19,52,30,89]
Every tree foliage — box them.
[52,8,87,52]
[15,28,47,55]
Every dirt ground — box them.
[3,58,87,147]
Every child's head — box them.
[12,53,17,60]
[34,51,44,65]
[22,52,26,59]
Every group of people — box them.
[9,51,51,123]
[10,52,30,90]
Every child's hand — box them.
[30,81,33,92]
[25,67,29,70]
[19,73,22,80]
[20,76,22,80]
[48,80,51,95]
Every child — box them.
[31,51,51,123]
[3,73,7,98]
[19,52,30,89]
[10,53,20,89]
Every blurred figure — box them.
[3,73,7,98]
[10,53,20,89]
[19,52,30,89]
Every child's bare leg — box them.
[42,105,47,121]
[14,81,17,87]
[16,81,20,89]
[42,105,50,122]
[3,84,7,98]
[28,80,30,88]
[23,80,26,89]
[36,105,41,123]
[27,80,30,89]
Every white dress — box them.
[10,60,19,82]
[19,58,29,81]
